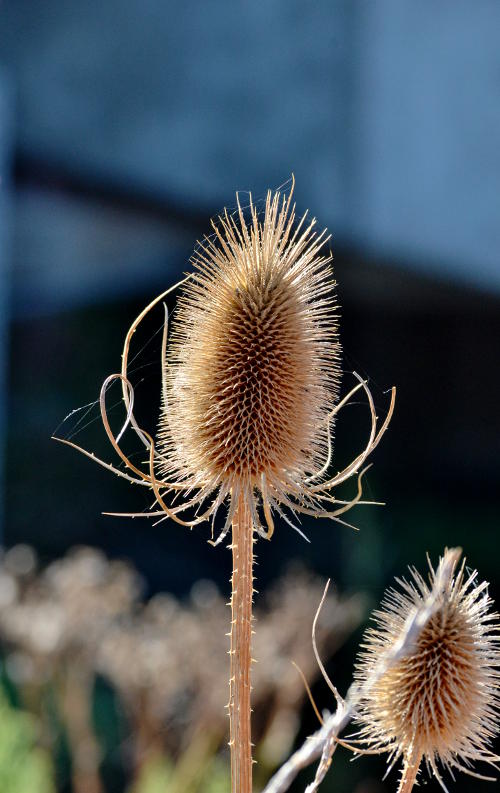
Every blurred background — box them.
[0,2,499,791]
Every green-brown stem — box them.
[59,662,103,793]
[229,495,254,793]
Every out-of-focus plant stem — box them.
[229,495,254,793]
[58,664,103,793]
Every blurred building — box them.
[0,70,13,545]
[1,1,500,318]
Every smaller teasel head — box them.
[353,548,500,792]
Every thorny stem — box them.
[229,494,254,793]
[397,751,421,793]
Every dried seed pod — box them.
[354,550,500,792]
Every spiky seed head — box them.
[158,187,341,504]
[354,550,500,790]
[56,179,394,546]
[57,181,393,542]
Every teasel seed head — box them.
[158,187,340,518]
[55,181,395,543]
[353,548,500,792]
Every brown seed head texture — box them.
[354,551,500,791]
[157,187,342,540]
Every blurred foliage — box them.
[128,755,174,793]
[0,545,362,792]
[128,752,230,793]
[0,690,55,793]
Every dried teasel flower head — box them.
[353,548,500,792]
[159,188,339,510]
[55,181,394,543]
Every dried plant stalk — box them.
[55,182,395,791]
[229,495,254,793]
[398,756,420,793]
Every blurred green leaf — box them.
[0,692,55,793]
